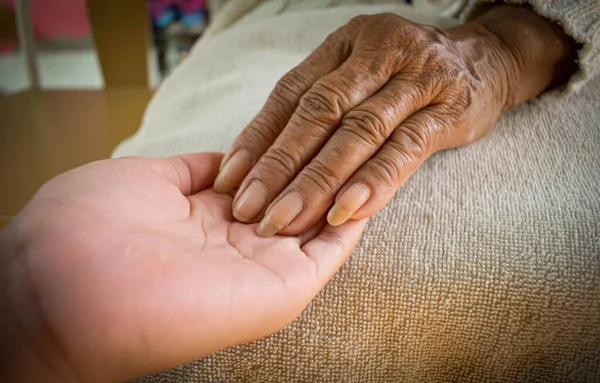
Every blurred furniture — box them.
[0,89,153,228]
[1,1,154,227]
[14,0,39,89]
[10,0,151,89]
[87,0,150,87]
[0,2,17,51]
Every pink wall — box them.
[2,0,91,39]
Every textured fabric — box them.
[116,3,600,382]
[203,0,413,39]
[461,0,600,94]
[206,0,600,94]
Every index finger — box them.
[213,24,357,194]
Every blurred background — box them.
[0,0,208,93]
[0,0,210,228]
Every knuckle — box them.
[399,23,427,45]
[420,25,446,45]
[271,71,309,105]
[322,23,354,55]
[379,12,400,22]
[442,86,475,116]
[299,82,345,122]
[244,117,280,144]
[298,159,341,196]
[299,93,338,122]
[423,51,450,75]
[351,48,393,78]
[417,49,452,79]
[294,102,334,134]
[369,155,403,187]
[395,122,431,158]
[341,109,388,147]
[347,14,368,28]
[260,146,299,180]
[360,13,398,29]
[386,139,416,165]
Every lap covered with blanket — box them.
[115,1,600,382]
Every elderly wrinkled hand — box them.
[214,6,576,236]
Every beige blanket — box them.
[116,3,600,382]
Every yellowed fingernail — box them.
[257,192,303,237]
[327,183,370,226]
[219,153,229,171]
[213,150,252,194]
[233,181,268,222]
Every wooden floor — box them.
[0,88,153,228]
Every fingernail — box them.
[219,153,229,171]
[214,150,252,194]
[233,181,268,222]
[327,183,370,227]
[257,192,303,237]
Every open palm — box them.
[2,153,366,382]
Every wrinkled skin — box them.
[0,153,365,382]
[215,6,577,236]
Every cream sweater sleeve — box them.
[461,0,600,94]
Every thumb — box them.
[152,152,224,196]
[301,218,368,291]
